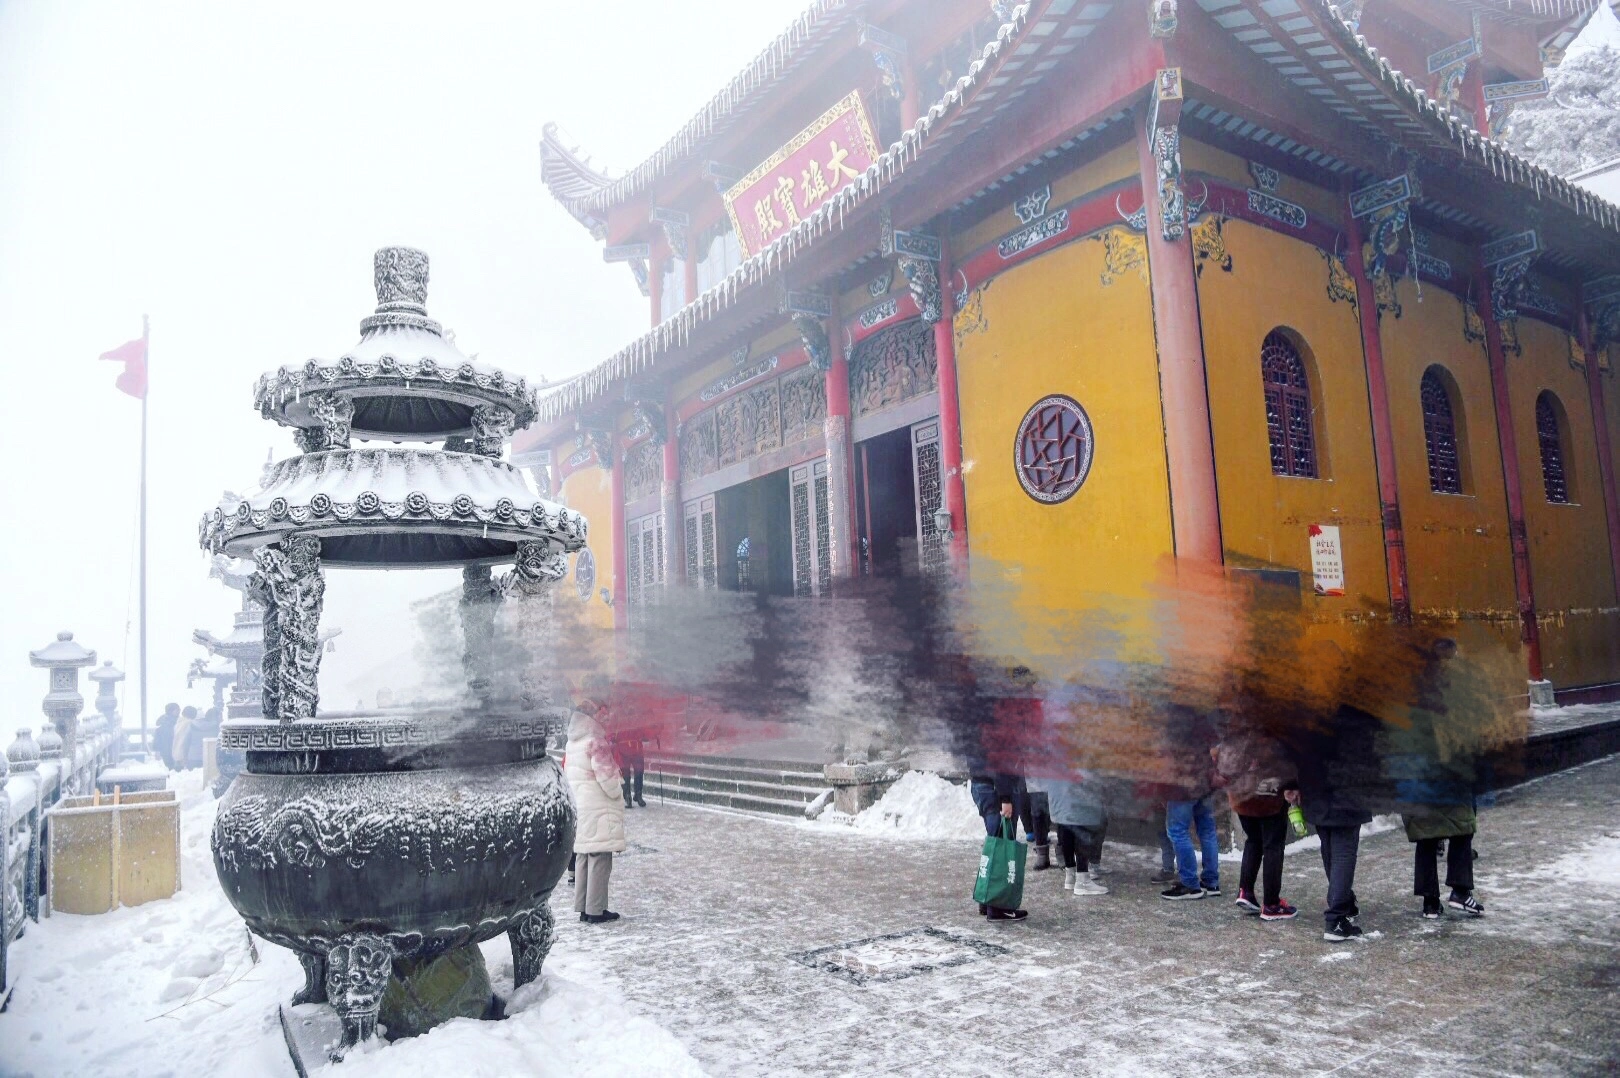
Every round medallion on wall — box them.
[574,547,596,602]
[1014,394,1094,504]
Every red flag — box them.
[100,336,147,399]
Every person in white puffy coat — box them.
[566,699,626,923]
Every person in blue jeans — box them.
[1162,791,1221,900]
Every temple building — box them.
[521,0,1620,704]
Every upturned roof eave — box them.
[539,0,869,225]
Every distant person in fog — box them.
[153,702,180,769]
[172,706,199,771]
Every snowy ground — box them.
[3,758,1618,1076]
[0,771,702,1078]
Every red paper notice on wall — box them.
[723,90,882,258]
[1309,524,1346,596]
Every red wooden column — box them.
[934,237,969,563]
[1575,292,1620,605]
[610,433,629,630]
[1475,262,1543,682]
[647,240,665,328]
[1342,207,1413,623]
[824,302,857,579]
[662,405,684,584]
[1134,89,1223,565]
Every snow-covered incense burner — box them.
[200,248,584,1060]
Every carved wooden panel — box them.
[679,411,718,481]
[781,367,828,444]
[741,382,782,458]
[623,440,661,503]
[850,319,937,418]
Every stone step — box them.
[642,756,825,789]
[644,751,824,779]
[642,769,826,805]
[636,783,818,818]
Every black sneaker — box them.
[986,907,1029,921]
[1323,917,1364,942]
[1234,890,1261,913]
[1447,892,1485,916]
[1160,883,1205,901]
[1422,897,1442,919]
[634,796,647,808]
[1151,869,1179,884]
[1202,885,1222,897]
[582,910,622,924]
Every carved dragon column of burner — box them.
[248,535,327,723]
[500,538,568,988]
[324,932,395,1060]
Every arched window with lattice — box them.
[1421,367,1463,494]
[1261,330,1317,478]
[1536,391,1571,504]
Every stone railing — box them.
[1,724,120,1004]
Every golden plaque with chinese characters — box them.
[723,90,882,258]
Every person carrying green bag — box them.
[974,810,1030,922]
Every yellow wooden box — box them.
[46,791,181,915]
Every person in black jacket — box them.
[1291,703,1384,942]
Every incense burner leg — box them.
[292,950,328,1005]
[324,933,394,1060]
[508,902,556,990]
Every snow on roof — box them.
[541,0,866,222]
[1566,0,1620,53]
[537,0,1620,426]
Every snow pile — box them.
[1498,2,1620,177]
[0,771,705,1078]
[1537,830,1620,888]
[842,771,983,841]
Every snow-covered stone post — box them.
[29,633,95,789]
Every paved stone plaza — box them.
[550,755,1620,1077]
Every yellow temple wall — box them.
[953,225,1174,671]
[1510,317,1620,688]
[1194,218,1390,618]
[555,461,616,632]
[1378,279,1522,669]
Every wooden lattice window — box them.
[1536,392,1569,504]
[1421,368,1462,494]
[1261,330,1316,478]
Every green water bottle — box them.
[1288,804,1308,838]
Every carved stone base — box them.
[279,1003,345,1078]
[825,761,904,816]
[378,944,495,1039]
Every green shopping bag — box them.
[972,817,1026,909]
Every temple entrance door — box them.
[788,458,833,597]
[682,495,717,590]
[854,419,944,577]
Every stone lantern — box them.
[87,660,125,747]
[29,632,95,772]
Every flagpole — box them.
[140,313,149,752]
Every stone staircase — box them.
[636,751,830,818]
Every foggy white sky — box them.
[0,0,808,730]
